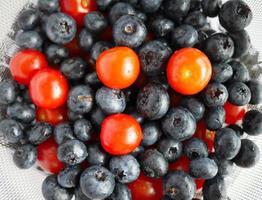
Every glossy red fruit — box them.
[128,173,163,200]
[100,114,143,155]
[10,49,48,85]
[60,0,97,26]
[224,101,247,124]
[36,106,68,126]
[37,138,64,174]
[29,69,69,109]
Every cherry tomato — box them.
[10,49,48,85]
[224,101,247,124]
[128,173,163,200]
[195,179,205,191]
[100,114,143,155]
[36,106,68,126]
[194,120,215,152]
[37,138,64,174]
[167,48,212,95]
[64,36,85,57]
[96,47,140,89]
[60,0,97,26]
[29,68,69,109]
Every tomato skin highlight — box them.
[36,106,68,126]
[100,114,143,155]
[224,101,247,124]
[167,48,212,95]
[10,49,48,85]
[128,173,163,200]
[37,138,64,174]
[96,47,140,89]
[60,0,97,26]
[29,68,69,109]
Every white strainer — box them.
[0,0,261,200]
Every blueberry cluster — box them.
[0,0,261,200]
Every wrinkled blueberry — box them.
[27,122,52,145]
[61,57,87,80]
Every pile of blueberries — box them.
[0,0,261,199]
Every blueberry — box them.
[45,13,77,44]
[123,0,138,6]
[78,29,95,52]
[219,0,252,32]
[61,57,87,80]
[57,165,82,188]
[140,0,163,13]
[131,146,145,157]
[139,149,168,178]
[233,139,260,168]
[163,0,191,21]
[45,44,69,65]
[164,170,196,200]
[42,175,73,200]
[246,80,262,105]
[113,15,147,48]
[190,0,202,11]
[95,87,126,114]
[7,102,35,123]
[181,97,205,121]
[137,82,170,120]
[141,122,162,146]
[125,108,144,124]
[0,80,17,105]
[96,0,118,11]
[86,143,109,166]
[209,154,234,177]
[67,85,94,114]
[203,176,227,200]
[227,124,244,138]
[242,110,262,136]
[157,138,183,162]
[54,123,74,144]
[90,41,113,61]
[215,128,241,160]
[162,107,196,141]
[13,144,37,169]
[184,11,207,29]
[107,183,131,200]
[212,63,233,83]
[75,186,91,200]
[58,139,88,165]
[204,33,234,62]
[0,120,21,143]
[84,11,108,34]
[204,106,225,131]
[90,106,106,127]
[202,83,228,107]
[109,2,136,24]
[229,30,251,58]
[80,166,115,199]
[135,11,147,22]
[184,138,208,160]
[189,158,218,179]
[172,25,199,48]
[228,81,251,106]
[27,122,52,145]
[139,40,172,76]
[15,31,43,50]
[67,110,84,121]
[150,18,174,38]
[17,9,39,30]
[84,72,101,86]
[228,60,250,82]
[201,0,222,17]
[38,0,59,13]
[74,119,92,142]
[109,155,140,183]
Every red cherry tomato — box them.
[167,48,212,95]
[60,0,97,26]
[224,102,247,124]
[194,121,215,152]
[36,106,68,126]
[100,114,143,155]
[29,69,69,109]
[10,49,48,85]
[96,47,140,89]
[37,138,64,174]
[128,173,163,200]
[195,179,205,190]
